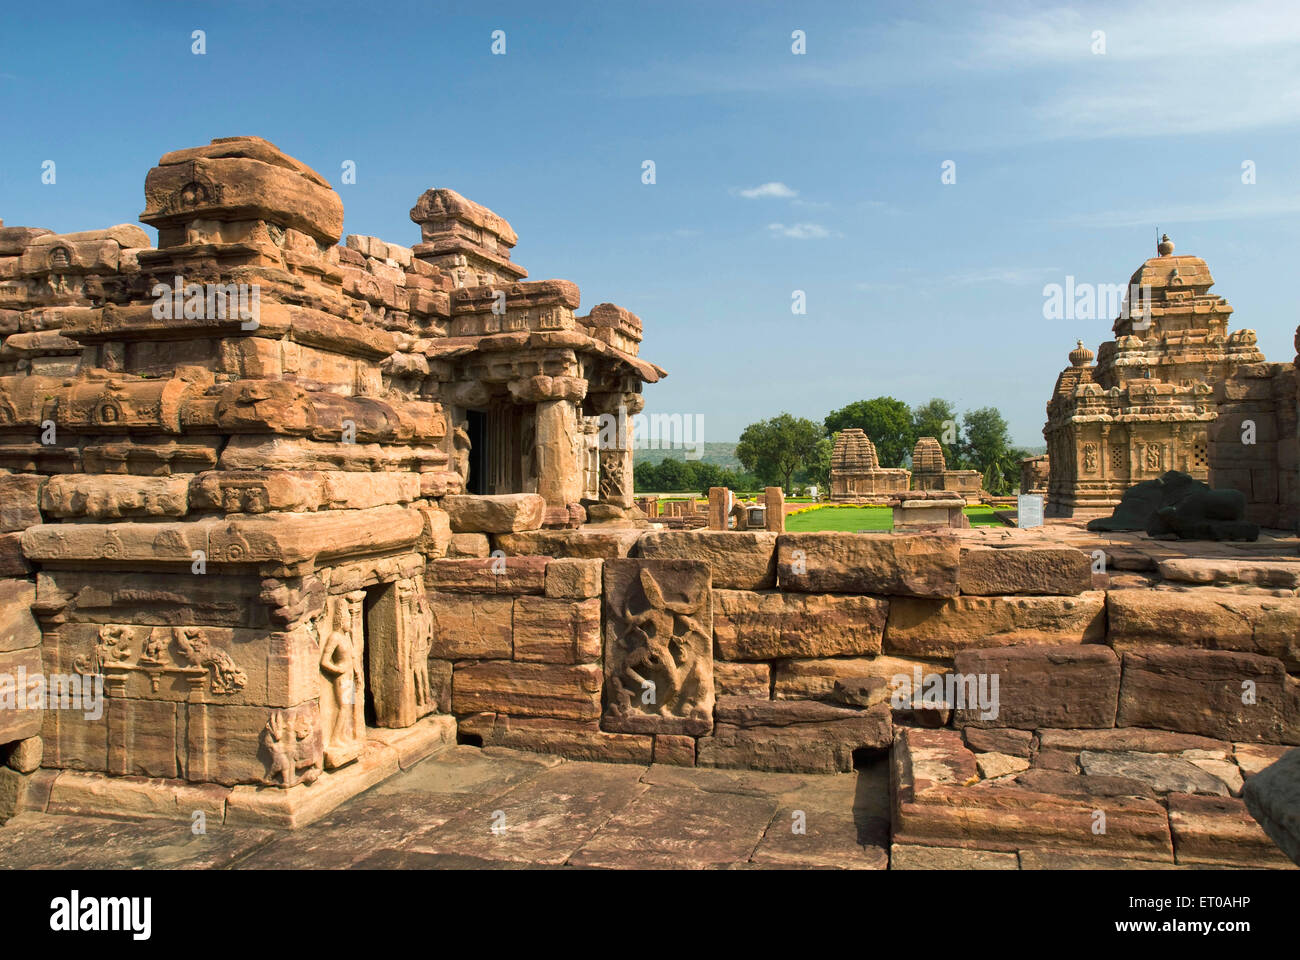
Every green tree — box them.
[799,434,835,489]
[736,413,824,493]
[961,406,1012,477]
[910,398,959,465]
[823,396,912,467]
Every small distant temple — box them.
[1043,234,1267,518]
[828,428,909,500]
[909,436,982,497]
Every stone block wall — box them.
[428,529,1300,787]
[1209,360,1299,531]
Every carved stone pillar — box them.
[591,391,639,509]
[535,399,582,511]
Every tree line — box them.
[735,398,1030,495]
[633,397,1032,496]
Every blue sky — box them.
[3,0,1299,446]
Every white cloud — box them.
[739,181,798,199]
[767,222,831,239]
[615,2,1300,143]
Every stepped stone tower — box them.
[909,436,981,496]
[828,428,909,499]
[1044,235,1264,517]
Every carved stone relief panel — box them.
[602,559,713,736]
[318,590,365,769]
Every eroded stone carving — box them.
[262,704,322,787]
[602,558,713,736]
[73,624,247,696]
[318,591,365,768]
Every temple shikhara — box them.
[1043,234,1296,525]
[0,141,1297,869]
[828,428,908,499]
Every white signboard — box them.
[1017,494,1044,528]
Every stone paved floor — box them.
[0,747,893,870]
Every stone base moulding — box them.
[3,714,455,829]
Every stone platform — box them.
[1,740,1292,869]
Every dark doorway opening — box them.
[466,409,488,495]
[361,585,383,728]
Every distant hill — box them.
[634,442,741,470]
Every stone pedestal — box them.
[707,487,732,530]
[889,492,969,531]
[764,487,785,532]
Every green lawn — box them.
[784,504,1007,532]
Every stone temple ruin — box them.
[827,431,981,503]
[909,436,982,498]
[829,428,908,499]
[1043,235,1297,526]
[0,139,1298,867]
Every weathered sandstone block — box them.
[653,734,696,766]
[447,533,490,558]
[777,533,959,597]
[141,138,344,243]
[697,704,891,774]
[1108,590,1300,669]
[890,845,1019,870]
[461,714,652,764]
[892,729,1172,859]
[513,596,601,664]
[713,661,770,698]
[953,645,1121,729]
[773,655,947,701]
[3,736,42,773]
[1157,557,1300,590]
[544,557,602,598]
[41,474,189,520]
[958,547,1091,595]
[0,534,31,577]
[444,493,545,533]
[496,529,640,559]
[0,475,42,532]
[1037,728,1229,755]
[713,589,886,660]
[964,727,1034,757]
[1235,742,1292,778]
[1169,792,1296,867]
[1117,649,1300,744]
[425,556,547,594]
[0,580,38,652]
[602,559,713,736]
[884,593,1105,658]
[0,647,42,743]
[1078,750,1230,797]
[636,531,777,589]
[35,569,268,629]
[452,661,601,721]
[428,595,513,659]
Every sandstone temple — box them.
[0,141,1297,869]
[1043,235,1297,529]
[828,431,982,502]
[828,428,908,499]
